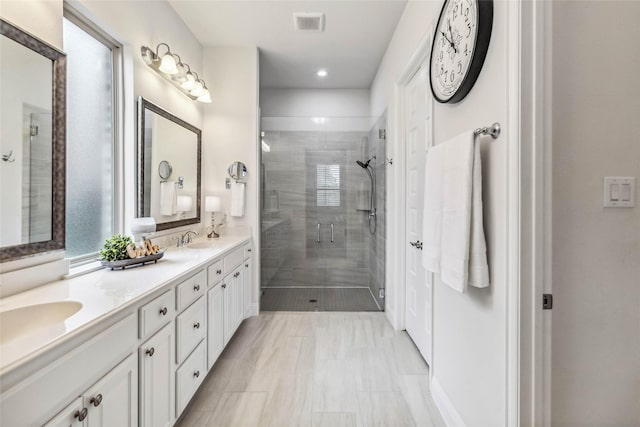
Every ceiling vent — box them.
[293,13,325,32]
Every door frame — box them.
[387,27,433,335]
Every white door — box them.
[223,270,235,345]
[139,324,174,427]
[84,353,137,427]
[404,63,433,366]
[208,284,224,369]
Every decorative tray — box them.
[100,248,166,270]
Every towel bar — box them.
[474,122,501,139]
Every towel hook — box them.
[474,122,501,139]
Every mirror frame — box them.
[137,97,202,231]
[0,19,66,262]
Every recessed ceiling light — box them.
[316,69,328,78]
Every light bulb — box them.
[190,81,205,97]
[181,72,196,90]
[197,89,212,103]
[159,54,178,74]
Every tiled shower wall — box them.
[260,116,386,310]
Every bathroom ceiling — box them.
[168,0,407,89]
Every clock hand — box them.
[440,30,454,46]
[447,19,458,54]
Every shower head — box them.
[356,156,376,169]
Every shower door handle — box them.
[317,223,321,243]
[330,224,334,243]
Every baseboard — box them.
[432,376,466,427]
[245,302,259,318]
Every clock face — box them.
[430,0,484,103]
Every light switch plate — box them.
[604,177,635,207]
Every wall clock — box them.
[429,0,493,104]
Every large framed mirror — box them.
[0,19,66,262]
[137,97,201,231]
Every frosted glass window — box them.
[317,164,340,207]
[63,17,115,258]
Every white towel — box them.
[421,130,490,292]
[160,181,177,216]
[468,139,490,287]
[422,143,445,273]
[439,132,475,292]
[230,182,245,217]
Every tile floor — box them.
[177,312,445,427]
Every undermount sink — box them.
[0,301,82,344]
[186,241,217,249]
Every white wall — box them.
[551,2,640,425]
[201,46,259,306]
[74,0,204,238]
[0,0,63,50]
[371,1,512,425]
[261,88,370,117]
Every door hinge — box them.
[542,293,553,310]
[379,289,385,299]
[379,129,386,140]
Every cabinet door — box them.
[84,353,137,427]
[139,323,174,427]
[208,284,224,369]
[234,266,243,331]
[222,271,234,345]
[243,258,252,319]
[44,397,85,427]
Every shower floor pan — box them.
[260,286,381,312]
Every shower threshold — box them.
[260,286,381,312]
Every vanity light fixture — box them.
[141,43,212,103]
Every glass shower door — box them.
[260,116,384,312]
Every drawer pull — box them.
[146,347,155,357]
[216,269,222,275]
[245,263,249,267]
[222,283,227,289]
[194,284,201,291]
[75,408,88,421]
[159,306,168,316]
[247,248,251,252]
[194,370,200,378]
[193,322,201,329]
[90,394,103,407]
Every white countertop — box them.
[0,232,251,378]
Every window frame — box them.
[63,5,124,266]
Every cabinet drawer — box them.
[139,289,174,339]
[223,248,243,274]
[207,259,224,287]
[176,297,206,364]
[175,340,206,416]
[176,269,206,312]
[243,242,252,259]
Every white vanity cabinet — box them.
[44,353,137,427]
[2,236,255,427]
[139,323,174,427]
[222,265,243,345]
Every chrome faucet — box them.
[177,230,198,247]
